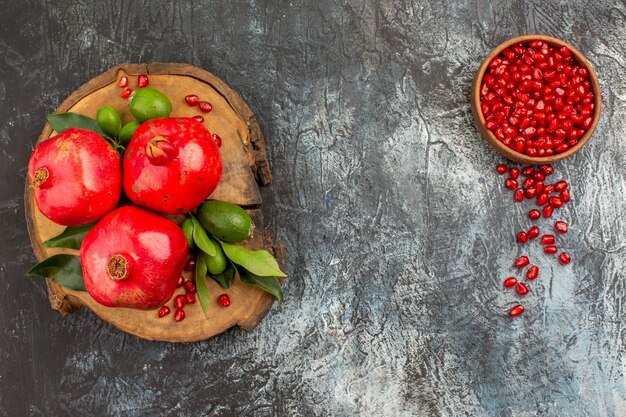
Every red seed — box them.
[217,293,231,307]
[539,165,554,176]
[528,226,540,239]
[554,221,568,234]
[514,256,530,268]
[536,193,549,206]
[515,282,529,296]
[509,167,520,179]
[137,74,149,87]
[529,209,541,220]
[174,308,186,322]
[541,234,555,245]
[185,292,196,304]
[505,178,518,190]
[509,304,524,317]
[526,265,539,280]
[523,178,535,189]
[544,245,558,254]
[177,276,185,288]
[184,280,197,294]
[522,166,535,177]
[175,294,187,309]
[199,101,213,113]
[514,189,524,202]
[118,75,129,88]
[504,277,518,288]
[192,115,205,124]
[211,133,222,148]
[121,88,133,98]
[555,180,568,192]
[497,164,508,175]
[549,196,563,208]
[517,231,529,244]
[559,252,571,265]
[185,94,200,106]
[525,187,537,199]
[560,189,571,202]
[184,258,196,271]
[543,205,554,218]
[157,306,171,318]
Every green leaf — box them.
[209,261,234,289]
[195,252,210,316]
[27,254,86,291]
[190,214,216,256]
[47,113,108,138]
[220,241,287,277]
[237,266,283,303]
[41,223,95,250]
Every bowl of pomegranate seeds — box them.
[471,35,601,164]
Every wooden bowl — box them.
[471,35,601,164]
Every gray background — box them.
[0,0,624,416]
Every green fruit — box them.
[197,200,253,243]
[205,237,227,275]
[118,121,141,145]
[181,218,195,249]
[128,87,172,122]
[96,106,122,137]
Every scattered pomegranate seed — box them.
[559,252,571,265]
[211,133,222,148]
[509,304,524,317]
[185,292,196,304]
[514,189,524,201]
[192,115,205,124]
[529,209,541,220]
[505,179,518,190]
[539,165,554,176]
[121,88,133,99]
[522,166,535,177]
[184,280,197,294]
[175,294,187,309]
[157,306,171,318]
[497,164,508,175]
[554,221,568,234]
[549,197,564,208]
[184,258,196,271]
[515,282,529,296]
[185,94,200,106]
[541,234,555,245]
[555,180,568,192]
[137,74,149,87]
[525,187,537,199]
[517,231,528,244]
[509,167,520,179]
[536,193,549,206]
[528,226,540,239]
[544,245,558,254]
[504,277,518,288]
[526,265,539,280]
[560,189,571,202]
[514,256,530,268]
[543,205,554,218]
[174,309,185,322]
[523,178,535,189]
[217,293,231,307]
[118,75,129,88]
[177,276,185,288]
[199,101,213,113]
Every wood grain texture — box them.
[0,0,624,416]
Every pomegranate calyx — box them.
[146,136,178,165]
[32,167,50,189]
[106,254,130,281]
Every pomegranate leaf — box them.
[220,241,287,278]
[47,112,108,138]
[237,266,283,303]
[209,261,234,289]
[195,252,210,316]
[42,223,95,250]
[27,254,86,291]
[189,215,217,256]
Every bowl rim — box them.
[471,34,602,164]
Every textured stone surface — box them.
[0,0,624,416]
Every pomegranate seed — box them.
[177,276,185,287]
[514,256,530,268]
[175,294,186,309]
[525,187,537,199]
[211,133,222,148]
[509,167,520,179]
[539,165,553,176]
[185,292,196,304]
[184,280,197,294]
[544,245,558,254]
[549,197,563,208]
[121,88,133,98]
[157,306,171,318]
[515,282,529,296]
[217,293,231,307]
[504,277,518,288]
[509,304,524,317]
[522,166,535,177]
[523,178,535,189]
[529,209,541,220]
[526,265,539,280]
[118,75,129,88]
[184,258,196,271]
[543,205,554,218]
[555,180,568,192]
[541,234,555,245]
[559,252,571,265]
[137,74,149,87]
[497,164,508,175]
[505,179,518,190]
[174,309,185,322]
[192,115,205,124]
[514,189,524,201]
[544,184,555,194]
[517,231,529,244]
[528,226,540,239]
[199,101,213,113]
[185,94,200,106]
[554,221,568,234]
[536,193,548,206]
[560,189,571,202]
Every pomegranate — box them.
[123,117,222,214]
[28,128,122,226]
[80,206,188,309]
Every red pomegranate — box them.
[80,206,188,309]
[123,117,222,214]
[28,128,122,226]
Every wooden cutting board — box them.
[24,63,284,342]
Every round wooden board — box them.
[24,63,284,343]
